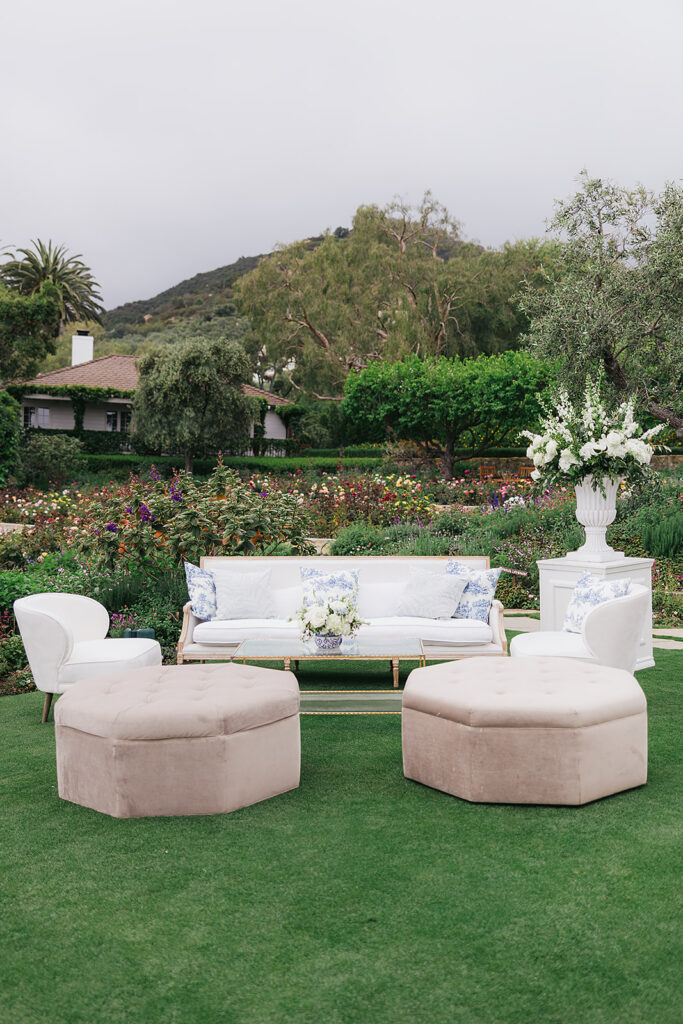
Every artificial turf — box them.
[0,651,681,1024]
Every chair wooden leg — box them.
[41,693,54,724]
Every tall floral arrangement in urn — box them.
[522,378,666,490]
[522,379,667,561]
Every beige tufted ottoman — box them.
[402,656,647,805]
[54,663,300,817]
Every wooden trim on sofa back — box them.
[199,555,491,569]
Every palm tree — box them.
[0,239,105,326]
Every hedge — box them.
[81,454,384,478]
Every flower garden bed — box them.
[0,462,680,692]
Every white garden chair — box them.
[14,593,162,722]
[509,584,650,674]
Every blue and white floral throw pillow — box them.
[445,560,502,623]
[563,572,631,634]
[184,561,217,620]
[300,567,359,608]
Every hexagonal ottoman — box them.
[55,662,300,817]
[402,656,647,805]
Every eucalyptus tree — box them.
[1,239,105,327]
[235,194,556,400]
[519,172,683,436]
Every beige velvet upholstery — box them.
[402,656,647,805]
[55,663,300,818]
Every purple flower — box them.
[140,504,155,522]
[260,490,267,498]
[105,521,118,532]
[125,506,132,513]
[149,467,161,482]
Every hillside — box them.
[103,253,268,336]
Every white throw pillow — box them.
[563,572,631,633]
[395,569,466,619]
[358,582,401,619]
[213,569,275,620]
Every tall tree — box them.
[235,195,558,399]
[519,172,683,436]
[0,282,61,382]
[133,337,253,473]
[1,239,105,327]
[0,389,21,483]
[343,352,554,478]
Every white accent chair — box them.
[509,584,650,674]
[14,594,162,722]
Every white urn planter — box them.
[567,474,624,563]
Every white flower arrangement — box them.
[521,378,667,490]
[294,595,365,640]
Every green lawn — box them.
[1,651,681,1024]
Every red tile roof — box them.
[22,354,140,390]
[21,355,292,406]
[242,383,291,407]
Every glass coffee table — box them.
[234,637,425,689]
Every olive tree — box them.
[520,172,683,436]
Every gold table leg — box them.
[392,657,399,689]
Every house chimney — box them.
[72,330,94,366]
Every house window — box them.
[23,407,49,428]
[120,410,132,432]
[106,411,118,432]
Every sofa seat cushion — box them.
[509,630,595,662]
[358,617,492,644]
[193,616,493,647]
[193,618,301,645]
[58,638,162,687]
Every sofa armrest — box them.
[177,602,200,664]
[488,599,508,654]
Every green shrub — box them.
[20,433,85,487]
[642,514,683,559]
[0,633,27,672]
[81,453,383,481]
[77,463,316,575]
[330,523,394,556]
[0,391,21,485]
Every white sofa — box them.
[177,556,507,663]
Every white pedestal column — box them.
[537,555,654,670]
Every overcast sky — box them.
[3,0,682,310]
